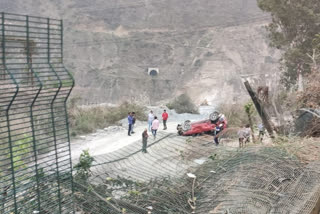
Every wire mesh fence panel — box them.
[71,130,320,214]
[0,12,74,214]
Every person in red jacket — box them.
[162,109,169,130]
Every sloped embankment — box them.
[196,147,320,214]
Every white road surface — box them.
[70,106,216,161]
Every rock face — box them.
[1,0,280,105]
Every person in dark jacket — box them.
[213,115,227,145]
[131,112,136,134]
[128,112,133,136]
[142,128,149,153]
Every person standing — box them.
[142,128,149,153]
[238,125,246,148]
[214,116,227,145]
[148,111,154,132]
[162,109,168,130]
[214,124,223,145]
[131,112,136,134]
[244,124,251,145]
[151,116,159,139]
[128,112,133,136]
[258,123,265,141]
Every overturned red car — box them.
[177,111,227,136]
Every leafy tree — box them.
[257,0,320,87]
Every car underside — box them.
[177,111,222,136]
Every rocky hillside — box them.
[1,0,280,106]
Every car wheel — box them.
[182,121,191,131]
[209,111,220,121]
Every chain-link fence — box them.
[0,12,74,214]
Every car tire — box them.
[209,111,220,121]
[182,120,191,131]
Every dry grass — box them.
[274,136,320,164]
[298,71,320,109]
[296,72,320,137]
[68,102,146,136]
[166,94,199,114]
[216,101,258,128]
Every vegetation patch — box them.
[257,0,320,87]
[217,101,258,128]
[274,136,320,164]
[166,94,199,114]
[68,101,146,137]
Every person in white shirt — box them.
[148,111,154,132]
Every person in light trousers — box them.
[148,110,154,132]
[151,116,159,139]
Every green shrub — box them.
[11,135,32,171]
[74,150,95,180]
[166,94,199,114]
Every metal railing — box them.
[0,12,74,214]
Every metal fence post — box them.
[27,15,42,212]
[2,12,19,214]
[48,17,63,214]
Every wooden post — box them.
[244,80,274,138]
